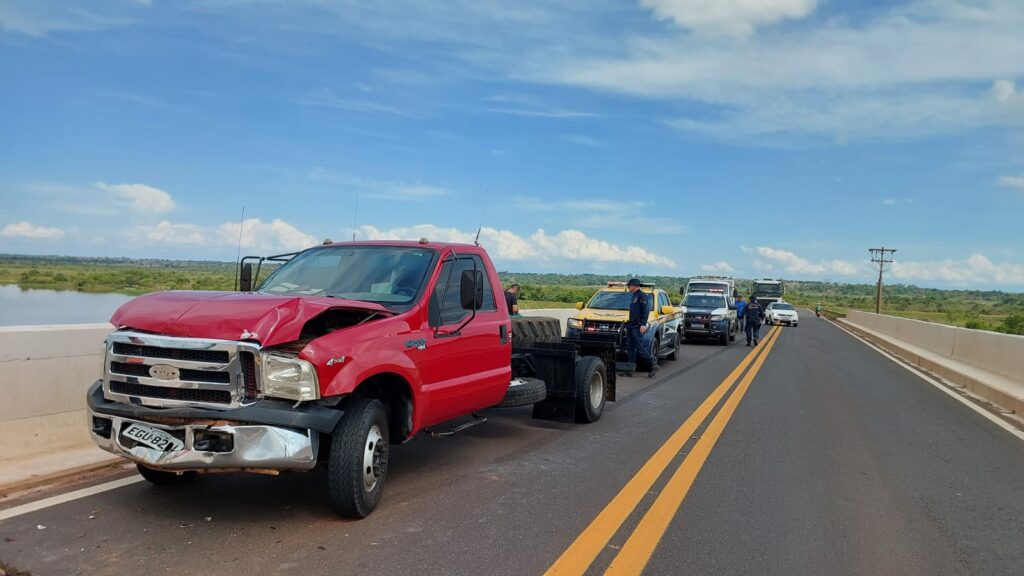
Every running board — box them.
[426,413,487,438]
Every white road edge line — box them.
[0,475,143,522]
[823,314,1024,442]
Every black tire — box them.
[719,328,729,346]
[512,316,562,349]
[729,322,737,341]
[136,463,196,486]
[574,356,607,423]
[639,335,659,370]
[497,377,547,407]
[328,398,390,519]
[666,331,681,361]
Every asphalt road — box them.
[2,315,1023,575]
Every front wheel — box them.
[328,398,390,519]
[574,356,607,423]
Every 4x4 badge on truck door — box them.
[405,338,427,350]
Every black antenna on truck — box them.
[232,205,245,289]
[473,188,488,247]
[351,192,359,241]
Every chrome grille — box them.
[103,331,261,409]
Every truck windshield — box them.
[588,291,654,311]
[773,303,795,311]
[683,295,726,309]
[753,283,783,297]
[258,246,437,311]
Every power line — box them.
[868,246,897,314]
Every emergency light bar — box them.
[607,281,656,288]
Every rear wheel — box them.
[328,398,390,519]
[729,321,737,341]
[574,356,606,423]
[136,464,196,486]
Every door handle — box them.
[499,325,509,344]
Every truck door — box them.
[418,254,510,425]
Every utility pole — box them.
[868,246,897,314]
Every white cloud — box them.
[640,0,817,36]
[94,182,176,213]
[358,224,675,268]
[997,175,1024,191]
[1,221,65,240]
[295,88,416,117]
[882,197,914,206]
[750,246,859,276]
[532,229,675,267]
[991,79,1016,102]
[308,168,448,200]
[218,218,319,251]
[0,1,139,37]
[529,0,1024,144]
[485,94,598,119]
[701,261,734,273]
[892,254,1024,286]
[130,221,207,246]
[513,196,683,234]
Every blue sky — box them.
[1,0,1022,289]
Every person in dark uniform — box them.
[504,284,520,316]
[744,297,764,346]
[621,278,658,378]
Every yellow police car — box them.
[566,282,683,367]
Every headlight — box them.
[711,314,725,321]
[261,353,320,401]
[567,318,583,329]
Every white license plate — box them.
[689,323,705,328]
[122,423,184,452]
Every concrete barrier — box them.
[0,324,112,462]
[843,311,1024,417]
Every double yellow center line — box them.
[546,326,782,576]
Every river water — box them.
[0,285,136,326]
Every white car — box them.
[766,302,799,326]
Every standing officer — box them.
[622,278,658,378]
[735,295,747,333]
[744,297,764,346]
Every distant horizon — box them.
[3,252,1022,295]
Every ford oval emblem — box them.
[149,364,180,380]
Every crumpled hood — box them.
[110,291,392,346]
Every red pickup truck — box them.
[88,240,615,517]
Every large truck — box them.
[683,276,737,298]
[87,240,616,518]
[752,279,785,309]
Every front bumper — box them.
[87,380,341,471]
[683,320,729,338]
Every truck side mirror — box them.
[240,263,253,292]
[679,286,686,295]
[661,305,676,315]
[460,270,484,310]
[575,302,584,310]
